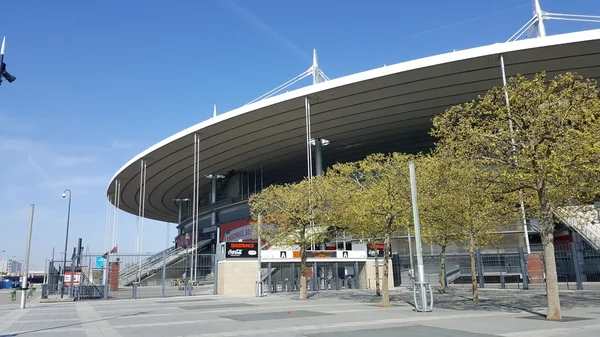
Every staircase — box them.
[119,239,213,286]
[555,206,600,250]
[75,272,104,300]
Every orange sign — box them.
[293,251,301,258]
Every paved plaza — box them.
[1,288,600,337]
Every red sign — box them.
[220,219,254,242]
[64,272,81,285]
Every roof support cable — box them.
[508,0,600,42]
[246,49,331,105]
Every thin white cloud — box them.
[410,3,530,38]
[27,154,50,180]
[221,0,311,61]
[54,155,98,167]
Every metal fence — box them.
[395,241,600,291]
[262,261,363,293]
[42,252,216,301]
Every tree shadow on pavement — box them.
[268,287,600,316]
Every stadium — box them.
[105,16,600,295]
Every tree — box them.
[249,178,329,300]
[416,154,464,293]
[431,72,600,319]
[418,153,516,300]
[324,153,413,306]
[319,170,384,296]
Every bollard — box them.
[132,282,139,299]
[187,281,193,296]
[255,281,263,297]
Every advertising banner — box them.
[225,242,258,259]
[307,250,337,259]
[221,219,254,242]
[220,219,275,243]
[261,249,368,260]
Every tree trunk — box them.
[539,193,562,320]
[373,243,381,296]
[299,243,307,300]
[469,236,478,302]
[439,244,447,293]
[379,233,392,306]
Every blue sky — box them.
[1,0,599,270]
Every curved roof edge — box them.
[107,28,600,193]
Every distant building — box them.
[0,259,22,276]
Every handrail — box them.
[554,206,600,250]
[119,239,213,286]
[119,246,179,280]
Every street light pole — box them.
[61,189,72,298]
[20,204,35,309]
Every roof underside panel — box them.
[107,31,600,222]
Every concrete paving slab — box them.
[306,325,498,337]
[222,310,332,322]
[178,303,256,310]
[1,289,600,336]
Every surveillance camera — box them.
[62,193,66,198]
[0,63,16,83]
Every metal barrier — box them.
[413,282,434,312]
[42,250,216,301]
[262,261,362,293]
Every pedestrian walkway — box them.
[0,289,599,336]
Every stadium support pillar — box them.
[304,97,313,181]
[211,173,217,254]
[111,179,121,252]
[192,133,201,281]
[499,54,531,255]
[211,174,217,203]
[178,200,183,225]
[136,159,147,283]
[315,138,323,176]
[304,96,316,250]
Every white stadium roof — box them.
[108,29,600,223]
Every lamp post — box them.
[61,189,72,298]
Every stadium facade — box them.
[108,28,600,254]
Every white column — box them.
[104,195,111,253]
[192,134,199,281]
[111,180,120,251]
[211,174,217,253]
[304,97,313,181]
[500,54,531,255]
[304,96,315,250]
[137,159,147,283]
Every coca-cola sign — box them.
[225,242,258,258]
[228,249,243,257]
